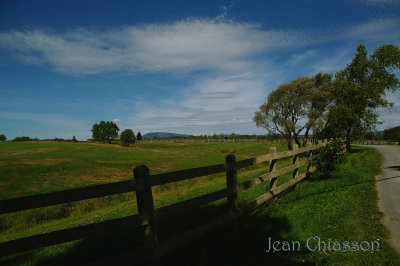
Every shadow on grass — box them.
[385,166,400,171]
[347,148,365,154]
[159,207,317,266]
[1,201,318,265]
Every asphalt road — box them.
[359,144,400,252]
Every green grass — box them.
[0,141,288,199]
[0,142,399,265]
[159,146,400,265]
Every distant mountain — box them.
[142,132,190,139]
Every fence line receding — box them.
[0,140,328,264]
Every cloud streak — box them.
[344,18,400,43]
[0,18,321,75]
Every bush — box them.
[120,129,136,147]
[311,139,346,176]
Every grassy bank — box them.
[160,146,400,265]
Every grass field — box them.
[0,141,399,265]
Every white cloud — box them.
[0,18,320,75]
[122,71,283,135]
[113,118,121,123]
[344,18,400,43]
[288,50,316,65]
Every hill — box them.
[142,132,190,139]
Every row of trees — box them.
[383,126,400,140]
[254,44,400,151]
[91,121,142,147]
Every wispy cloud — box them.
[343,18,400,43]
[0,18,322,75]
[356,0,400,7]
[288,50,316,65]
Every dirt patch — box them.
[20,158,74,165]
[10,148,59,156]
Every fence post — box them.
[134,165,159,250]
[292,144,299,179]
[269,147,278,191]
[226,154,238,212]
[306,142,312,178]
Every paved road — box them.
[358,144,400,252]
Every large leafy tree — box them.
[302,73,333,146]
[91,121,120,144]
[254,74,333,149]
[327,44,400,151]
[0,134,6,142]
[120,129,136,147]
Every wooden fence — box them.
[141,138,288,143]
[352,140,388,145]
[0,141,328,264]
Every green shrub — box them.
[311,139,346,176]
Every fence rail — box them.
[352,140,388,145]
[140,138,307,143]
[0,140,328,263]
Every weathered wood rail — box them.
[141,138,312,143]
[0,141,328,264]
[352,140,388,145]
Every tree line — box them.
[91,121,142,147]
[254,43,400,151]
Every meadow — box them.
[0,141,399,265]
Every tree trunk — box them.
[286,133,293,150]
[287,138,292,150]
[303,127,311,147]
[294,136,301,147]
[345,126,352,152]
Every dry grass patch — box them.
[61,167,132,188]
[10,148,59,156]
[20,158,74,165]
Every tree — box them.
[136,131,142,141]
[72,136,77,142]
[120,129,136,147]
[0,134,6,142]
[91,121,120,144]
[254,73,334,149]
[383,126,400,140]
[327,44,400,151]
[302,73,334,146]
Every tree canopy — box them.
[91,121,120,144]
[136,131,142,141]
[326,44,400,150]
[0,134,6,142]
[120,129,136,147]
[254,73,333,149]
[255,44,400,150]
[383,126,400,140]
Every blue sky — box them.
[0,0,399,140]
